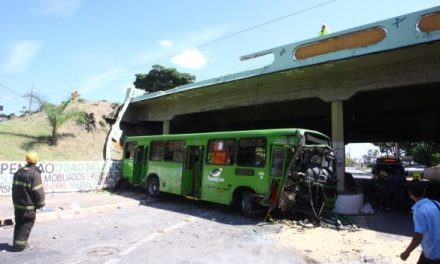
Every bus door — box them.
[182,146,204,198]
[133,145,148,185]
[122,142,136,182]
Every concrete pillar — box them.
[331,101,345,192]
[163,120,170,135]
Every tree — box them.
[134,64,196,93]
[362,148,380,165]
[374,142,402,157]
[400,142,440,167]
[373,142,440,166]
[40,99,87,146]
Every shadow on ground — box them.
[0,243,14,252]
[110,183,415,236]
[111,184,263,226]
[0,131,76,150]
[350,210,413,237]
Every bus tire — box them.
[146,177,160,198]
[241,191,254,218]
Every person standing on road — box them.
[11,151,45,251]
[400,180,440,264]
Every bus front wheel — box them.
[241,191,254,218]
[146,177,160,198]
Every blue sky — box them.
[0,0,438,158]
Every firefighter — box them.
[11,151,45,251]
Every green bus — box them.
[121,128,335,217]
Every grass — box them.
[0,101,117,161]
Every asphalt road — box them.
[0,192,308,264]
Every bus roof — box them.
[124,128,329,142]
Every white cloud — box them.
[133,24,235,67]
[171,48,207,69]
[2,41,44,75]
[32,0,83,18]
[159,40,174,47]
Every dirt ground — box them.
[274,211,421,264]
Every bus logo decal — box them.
[208,168,225,182]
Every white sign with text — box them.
[0,160,121,196]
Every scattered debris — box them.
[268,212,360,232]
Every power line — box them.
[50,0,337,96]
[197,0,337,48]
[0,89,33,117]
[0,83,21,96]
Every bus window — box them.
[124,143,136,159]
[305,132,330,146]
[165,140,185,162]
[207,139,236,165]
[271,148,286,177]
[237,137,266,167]
[150,141,164,161]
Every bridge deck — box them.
[131,6,440,104]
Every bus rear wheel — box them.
[241,191,254,218]
[146,177,160,198]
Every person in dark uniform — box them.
[11,151,45,251]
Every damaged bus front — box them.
[265,132,336,220]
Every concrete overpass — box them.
[122,6,440,191]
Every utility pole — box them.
[28,85,33,115]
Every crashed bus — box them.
[121,128,336,217]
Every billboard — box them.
[0,160,121,196]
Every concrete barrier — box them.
[334,193,364,215]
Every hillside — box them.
[0,100,120,161]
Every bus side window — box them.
[207,139,236,165]
[165,140,185,162]
[124,143,136,159]
[237,137,267,167]
[150,141,164,161]
[271,148,286,177]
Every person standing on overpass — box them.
[318,24,329,36]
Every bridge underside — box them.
[125,81,440,144]
[168,83,440,143]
